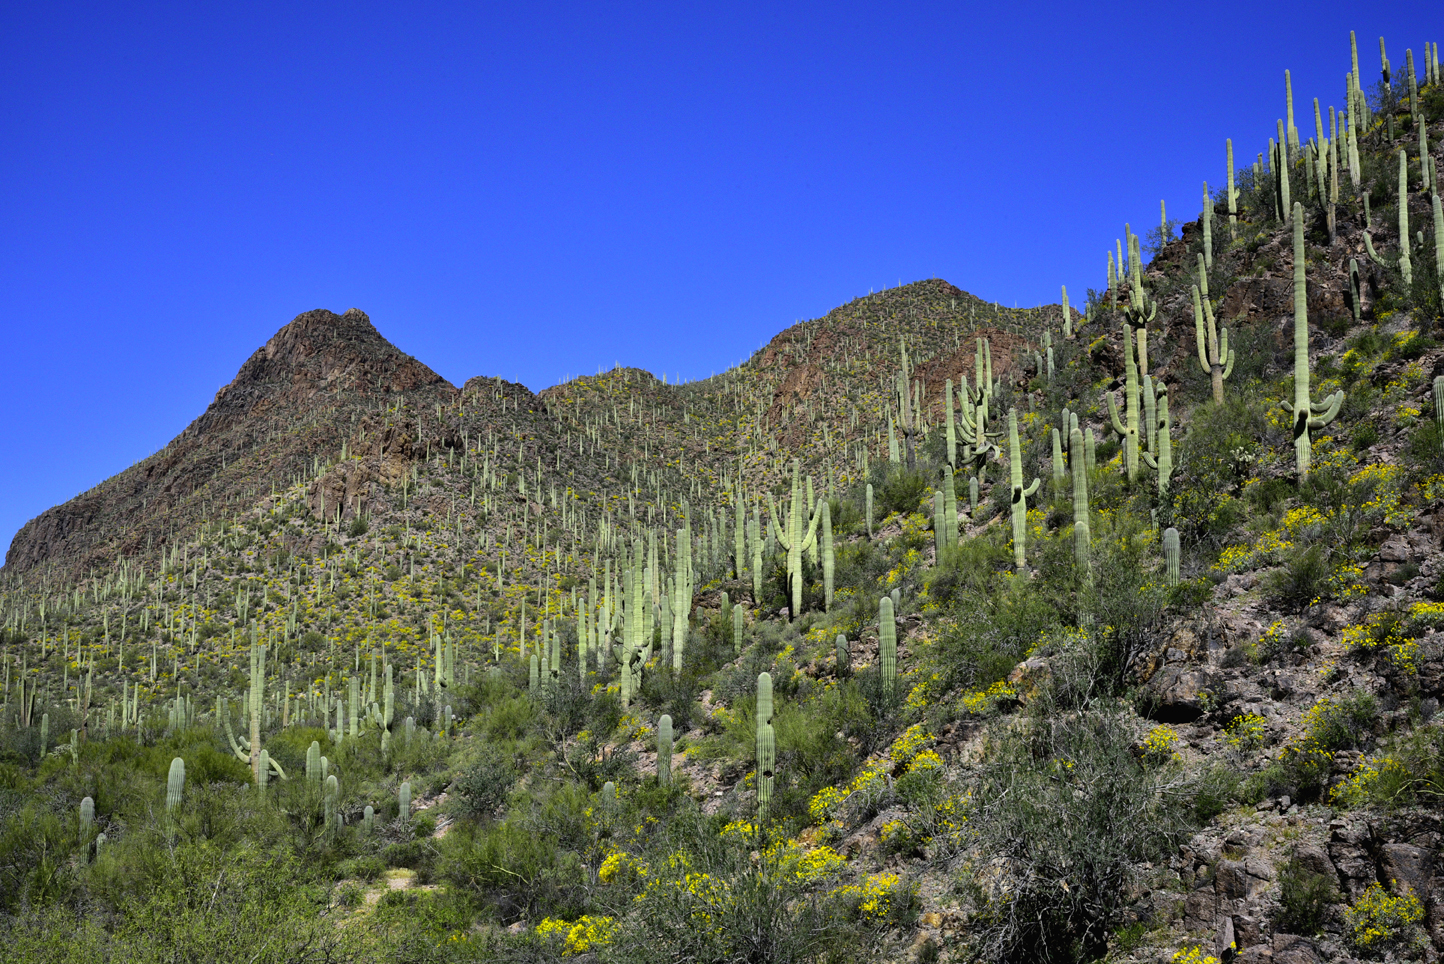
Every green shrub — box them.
[1263,544,1330,612]
[453,745,517,820]
[1345,882,1428,957]
[1275,857,1336,935]
[878,467,929,518]
[966,707,1192,963]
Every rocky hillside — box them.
[1,30,1443,964]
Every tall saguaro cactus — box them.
[1007,409,1041,570]
[1193,284,1234,404]
[1070,427,1091,581]
[1163,528,1181,587]
[657,714,673,786]
[820,500,835,611]
[166,757,185,813]
[769,460,822,619]
[755,672,774,822]
[1106,323,1142,482]
[1282,203,1344,477]
[879,596,897,698]
[247,635,265,781]
[1399,150,1413,286]
[1142,386,1174,495]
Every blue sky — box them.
[0,0,1434,552]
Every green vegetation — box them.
[2,27,1443,964]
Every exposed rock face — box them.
[5,309,455,576]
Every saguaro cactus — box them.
[755,672,775,820]
[80,796,94,834]
[1163,528,1181,586]
[835,633,850,676]
[820,500,835,611]
[757,723,775,825]
[1070,427,1091,581]
[1282,203,1344,477]
[166,757,185,813]
[769,460,822,619]
[1226,138,1238,237]
[1007,409,1042,570]
[940,466,958,549]
[399,780,412,820]
[657,714,673,786]
[1432,192,1444,310]
[864,483,874,539]
[324,775,340,834]
[1106,323,1142,482]
[1193,285,1234,405]
[1141,385,1174,496]
[1434,376,1444,450]
[879,596,897,698]
[1399,151,1413,286]
[732,604,744,656]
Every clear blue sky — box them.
[0,0,1434,553]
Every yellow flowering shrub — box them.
[1340,613,1419,673]
[718,820,756,843]
[888,723,932,766]
[827,871,914,924]
[536,915,617,955]
[1171,947,1221,964]
[959,679,1018,715]
[1348,463,1410,528]
[1344,882,1427,956]
[1141,724,1180,763]
[1223,712,1267,751]
[907,749,943,775]
[763,840,845,883]
[1419,474,1444,503]
[1330,754,1412,808]
[598,850,648,885]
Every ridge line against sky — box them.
[0,0,1434,550]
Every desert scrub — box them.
[826,871,916,926]
[1330,753,1413,808]
[966,706,1192,962]
[1223,712,1267,752]
[960,679,1018,716]
[1340,611,1421,674]
[535,914,617,955]
[1344,882,1427,958]
[1172,947,1221,964]
[1277,693,1378,794]
[1140,724,1181,764]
